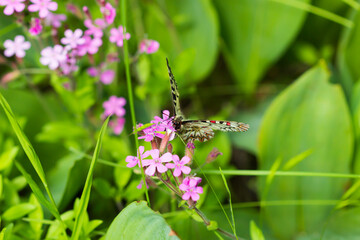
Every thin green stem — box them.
[201,169,360,179]
[120,0,150,205]
[271,0,354,28]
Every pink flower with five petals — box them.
[109,26,130,47]
[142,150,172,176]
[0,0,25,15]
[3,35,31,58]
[100,2,115,24]
[28,0,58,18]
[102,96,126,118]
[125,146,151,168]
[165,155,191,177]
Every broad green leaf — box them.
[258,62,353,238]
[338,6,360,94]
[2,203,36,222]
[105,201,179,240]
[322,207,360,239]
[36,121,88,143]
[145,0,219,82]
[71,118,109,240]
[250,221,265,240]
[213,0,309,94]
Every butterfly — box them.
[166,58,249,142]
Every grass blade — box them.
[71,117,109,240]
[0,93,58,214]
[219,167,237,239]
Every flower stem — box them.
[193,207,242,240]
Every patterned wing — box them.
[179,121,215,142]
[166,58,184,120]
[179,120,249,142]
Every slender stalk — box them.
[120,0,150,205]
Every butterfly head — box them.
[173,115,183,131]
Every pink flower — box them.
[125,146,150,168]
[109,26,130,47]
[84,19,105,38]
[28,0,58,18]
[111,117,125,135]
[138,110,175,142]
[139,39,159,54]
[165,155,191,177]
[61,29,85,49]
[60,56,78,75]
[29,18,43,35]
[100,2,116,24]
[142,150,172,176]
[76,35,102,56]
[44,12,66,28]
[102,96,126,118]
[3,35,31,58]
[87,67,99,77]
[0,0,25,15]
[179,177,203,201]
[40,45,67,70]
[100,69,115,85]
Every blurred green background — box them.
[1,0,360,239]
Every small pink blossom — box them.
[109,26,130,47]
[0,0,25,15]
[139,39,159,54]
[60,56,78,75]
[76,36,102,56]
[100,2,115,24]
[100,69,115,85]
[87,67,99,77]
[138,110,175,142]
[84,19,105,38]
[61,29,85,49]
[28,0,58,18]
[179,177,203,201]
[44,12,66,28]
[3,35,31,58]
[102,96,126,118]
[166,155,191,177]
[125,146,151,168]
[40,45,67,70]
[111,117,125,135]
[29,18,43,36]
[142,150,172,176]
[187,142,195,149]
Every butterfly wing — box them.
[166,58,184,120]
[179,120,249,142]
[179,121,215,142]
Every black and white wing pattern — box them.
[166,58,249,143]
[166,58,184,121]
[180,120,249,142]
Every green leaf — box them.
[15,162,61,222]
[0,145,18,171]
[250,221,265,240]
[338,7,360,94]
[0,92,59,216]
[0,174,2,199]
[258,62,354,238]
[0,223,13,240]
[36,121,88,143]
[145,0,219,81]
[322,207,360,239]
[213,0,309,93]
[71,118,109,240]
[28,194,44,237]
[2,203,36,222]
[105,201,179,240]
[207,221,218,231]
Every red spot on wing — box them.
[210,120,216,123]
[226,122,231,126]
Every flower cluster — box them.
[102,95,126,135]
[123,110,222,206]
[1,1,160,80]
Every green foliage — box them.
[258,62,353,239]
[105,201,179,240]
[2,0,360,239]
